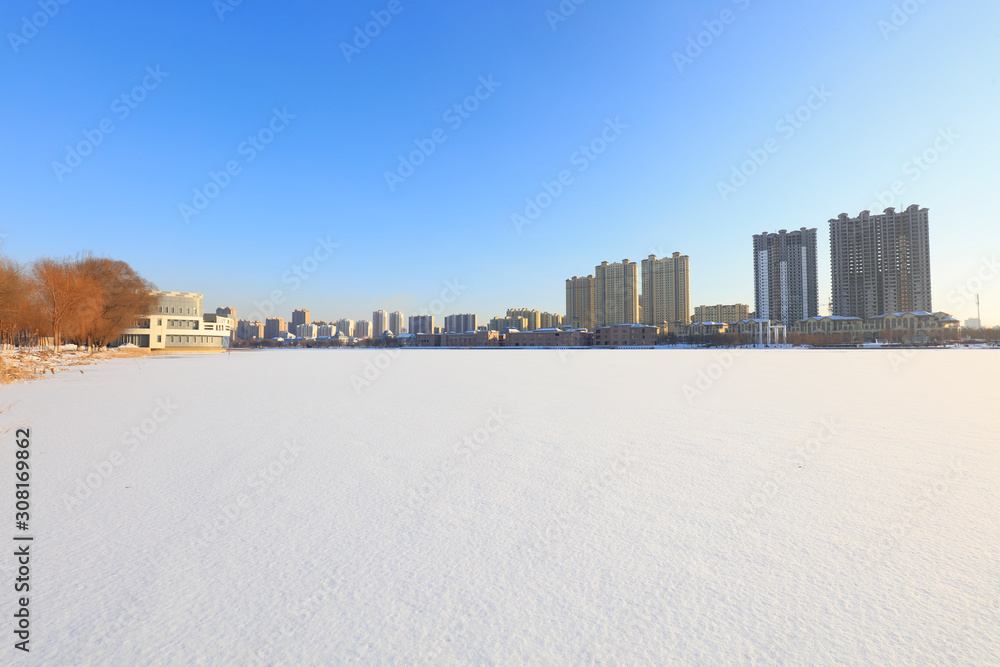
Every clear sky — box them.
[2,0,998,326]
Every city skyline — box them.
[2,2,997,327]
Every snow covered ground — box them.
[1,348,998,665]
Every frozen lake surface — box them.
[2,348,998,665]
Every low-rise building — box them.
[593,323,657,347]
[504,328,594,347]
[116,291,232,352]
[791,311,959,342]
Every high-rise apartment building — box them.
[489,316,529,331]
[336,319,355,337]
[408,315,434,334]
[506,309,541,331]
[291,309,310,333]
[595,259,639,327]
[372,310,388,335]
[356,319,373,338]
[565,275,596,329]
[641,252,690,328]
[264,317,287,339]
[389,311,404,335]
[753,228,819,326]
[539,312,563,329]
[829,205,932,319]
[444,314,478,333]
[693,304,750,324]
[296,323,318,339]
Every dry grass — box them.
[0,346,150,384]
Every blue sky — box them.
[2,0,998,325]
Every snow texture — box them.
[1,348,998,665]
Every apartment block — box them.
[389,311,405,335]
[641,252,690,328]
[595,259,639,327]
[753,227,819,326]
[408,315,434,334]
[296,323,318,339]
[291,309,310,333]
[693,304,749,324]
[565,275,595,329]
[679,321,729,339]
[488,316,528,331]
[264,317,287,339]
[372,310,388,336]
[237,319,264,340]
[829,205,932,318]
[336,319,355,337]
[539,312,564,329]
[355,319,373,339]
[444,313,478,333]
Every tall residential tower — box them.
[595,259,639,327]
[641,252,690,329]
[829,205,931,318]
[565,275,595,329]
[752,227,819,326]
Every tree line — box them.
[0,253,156,350]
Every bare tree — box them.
[31,257,94,351]
[0,257,35,348]
[70,254,157,351]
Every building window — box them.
[157,335,162,343]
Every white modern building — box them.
[116,291,232,352]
